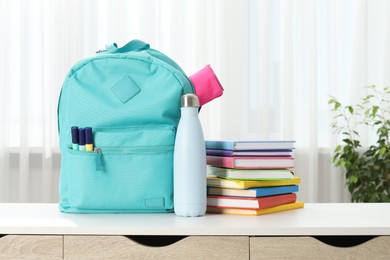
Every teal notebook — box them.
[205,140,295,150]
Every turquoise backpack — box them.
[58,39,194,213]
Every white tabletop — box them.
[0,203,389,236]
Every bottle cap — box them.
[181,94,200,108]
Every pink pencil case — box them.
[189,65,224,106]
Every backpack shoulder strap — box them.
[105,39,150,53]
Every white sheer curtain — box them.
[1,0,389,203]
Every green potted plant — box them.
[329,85,390,202]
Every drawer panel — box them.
[64,235,249,260]
[0,235,63,259]
[250,236,390,260]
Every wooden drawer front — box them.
[0,235,63,259]
[250,236,390,260]
[64,235,249,260]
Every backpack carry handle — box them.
[105,39,150,53]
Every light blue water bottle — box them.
[174,94,207,217]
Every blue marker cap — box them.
[85,127,93,144]
[79,128,86,145]
[71,126,79,144]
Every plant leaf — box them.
[347,106,354,114]
[372,106,379,117]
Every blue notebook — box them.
[207,185,299,198]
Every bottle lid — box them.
[181,94,200,108]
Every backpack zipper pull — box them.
[94,148,103,171]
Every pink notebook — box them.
[206,155,294,169]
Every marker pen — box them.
[79,128,86,151]
[85,127,94,152]
[71,126,79,150]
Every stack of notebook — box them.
[205,140,304,216]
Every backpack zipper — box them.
[94,148,103,171]
[93,145,173,171]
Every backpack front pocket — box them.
[64,126,175,212]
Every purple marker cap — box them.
[85,127,93,144]
[79,128,86,145]
[71,126,79,144]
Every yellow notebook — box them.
[207,201,304,216]
[207,176,301,189]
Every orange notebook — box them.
[207,193,296,210]
[207,201,304,216]
[206,155,294,169]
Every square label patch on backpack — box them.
[111,75,141,104]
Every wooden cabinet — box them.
[64,235,249,260]
[2,204,390,259]
[2,235,390,259]
[250,236,390,260]
[0,235,63,259]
